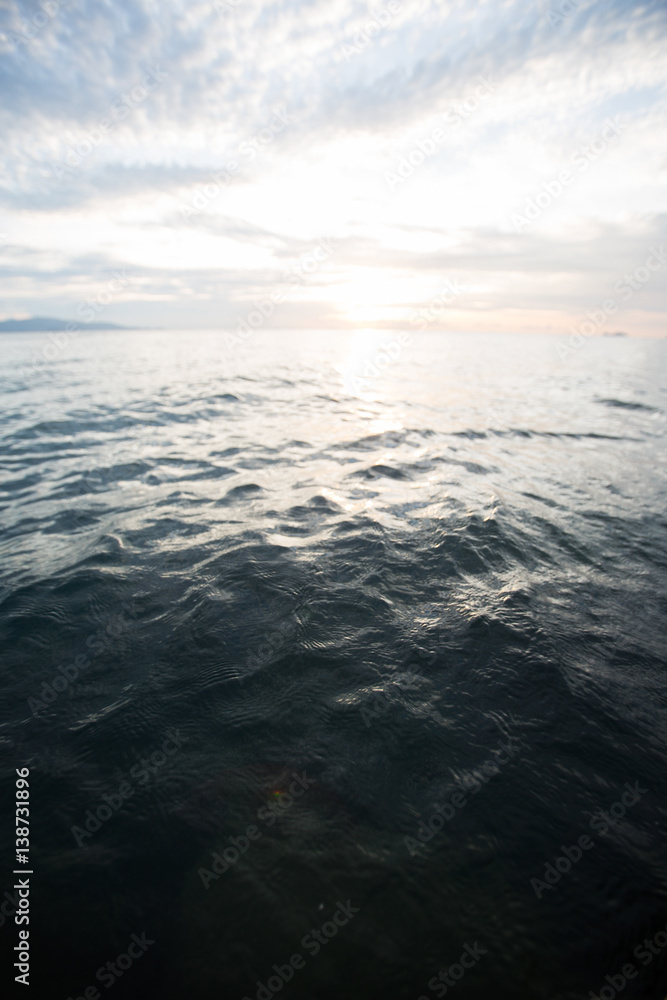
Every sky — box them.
[1,0,666,335]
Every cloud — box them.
[0,0,666,332]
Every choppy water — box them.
[1,329,666,999]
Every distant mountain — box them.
[0,316,131,332]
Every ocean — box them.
[0,328,666,999]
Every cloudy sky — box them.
[1,0,666,335]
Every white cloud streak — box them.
[0,0,666,334]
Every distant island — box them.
[0,316,132,332]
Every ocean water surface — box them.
[0,329,666,999]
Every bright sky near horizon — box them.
[1,0,666,335]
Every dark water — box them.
[1,329,666,1000]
